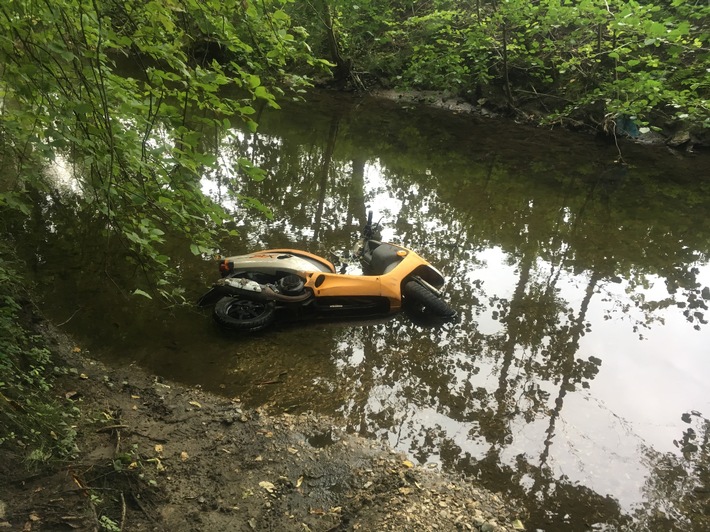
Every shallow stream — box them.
[19,92,710,529]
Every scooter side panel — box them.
[222,251,334,276]
[305,273,399,312]
[301,249,441,313]
[266,249,336,273]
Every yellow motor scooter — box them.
[198,212,456,332]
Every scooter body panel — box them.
[221,249,335,277]
[300,248,439,312]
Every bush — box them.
[0,246,76,465]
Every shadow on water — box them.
[8,90,710,530]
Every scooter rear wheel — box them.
[213,296,276,332]
[403,281,456,319]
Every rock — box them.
[667,129,691,147]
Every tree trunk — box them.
[315,0,363,90]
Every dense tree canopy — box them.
[293,0,709,132]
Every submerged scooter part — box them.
[198,213,456,332]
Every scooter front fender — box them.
[407,263,446,290]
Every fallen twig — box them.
[96,424,129,433]
[130,492,158,524]
[119,492,127,531]
[57,307,83,326]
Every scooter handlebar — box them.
[362,211,381,240]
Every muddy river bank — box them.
[1,317,529,532]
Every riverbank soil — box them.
[0,322,527,532]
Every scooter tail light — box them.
[219,260,234,277]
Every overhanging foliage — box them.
[0,0,320,298]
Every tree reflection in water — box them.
[199,94,710,529]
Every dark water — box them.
[17,92,710,530]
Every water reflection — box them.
[13,91,710,530]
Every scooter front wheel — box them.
[403,281,456,319]
[213,296,276,332]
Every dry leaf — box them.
[147,458,165,472]
[188,401,202,408]
[79,373,89,380]
[130,395,140,399]
[402,460,414,468]
[296,476,303,488]
[259,481,275,493]
[72,347,81,353]
[180,451,189,462]
[65,391,78,400]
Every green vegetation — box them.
[1,1,707,295]
[293,0,709,132]
[0,0,322,298]
[0,246,77,463]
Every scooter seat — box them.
[369,243,403,276]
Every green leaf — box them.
[254,86,273,101]
[190,244,212,256]
[132,289,153,300]
[0,192,31,216]
[272,9,289,22]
